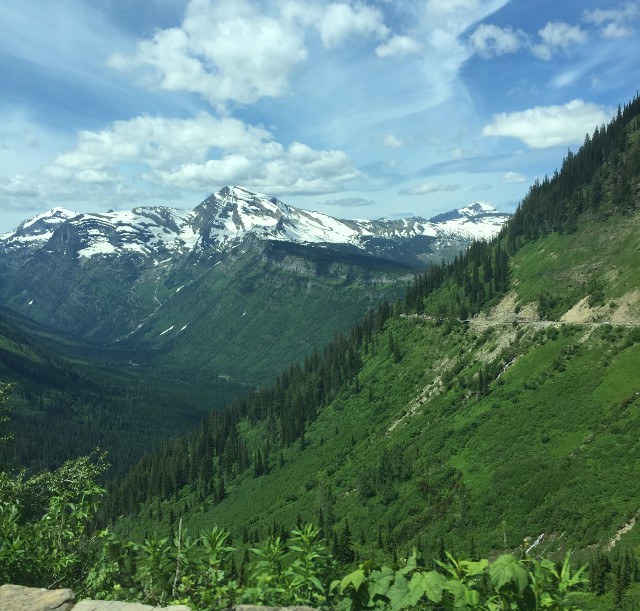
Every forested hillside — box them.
[106,93,640,568]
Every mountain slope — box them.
[120,236,409,384]
[107,94,640,559]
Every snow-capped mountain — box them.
[1,186,510,261]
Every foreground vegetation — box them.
[2,383,640,609]
[0,404,593,610]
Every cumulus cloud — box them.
[109,0,308,107]
[318,2,389,48]
[531,21,587,60]
[482,99,609,148]
[468,24,524,58]
[376,35,422,58]
[399,181,460,195]
[48,112,362,196]
[108,1,396,107]
[470,18,594,61]
[54,113,270,172]
[381,133,404,149]
[0,175,40,198]
[154,142,361,194]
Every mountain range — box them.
[0,186,508,263]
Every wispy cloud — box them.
[502,171,526,183]
[320,197,376,208]
[399,181,460,195]
[582,2,640,38]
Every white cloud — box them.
[318,2,389,48]
[46,112,362,197]
[482,99,609,148]
[0,175,40,198]
[54,113,270,172]
[601,22,633,37]
[502,171,526,183]
[321,197,375,207]
[583,2,640,38]
[551,69,582,88]
[468,24,524,58]
[75,170,118,184]
[532,21,587,60]
[381,133,404,149]
[399,181,460,195]
[376,35,422,58]
[109,0,308,107]
[155,143,361,195]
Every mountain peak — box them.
[458,202,497,216]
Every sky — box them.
[1,0,639,233]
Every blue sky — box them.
[1,0,639,232]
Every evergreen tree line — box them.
[401,239,509,319]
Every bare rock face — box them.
[0,584,75,611]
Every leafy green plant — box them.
[0,451,108,588]
[332,551,588,610]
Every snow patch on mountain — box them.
[0,207,79,250]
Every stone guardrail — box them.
[0,584,317,611]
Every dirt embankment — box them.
[472,290,640,327]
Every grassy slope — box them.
[124,212,640,560]
[512,212,640,318]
